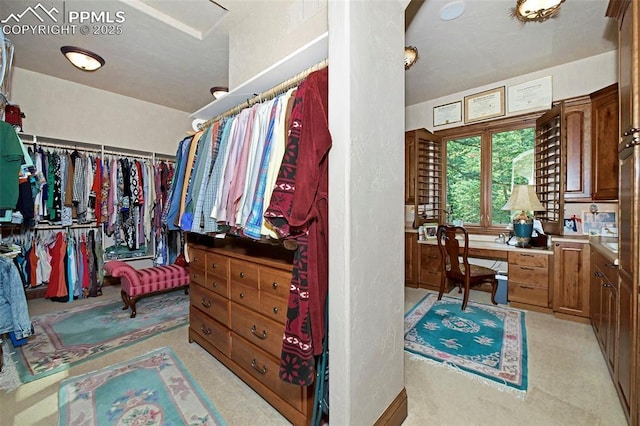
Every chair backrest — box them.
[436,224,470,277]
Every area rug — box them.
[404,292,528,393]
[59,346,226,425]
[10,292,189,385]
[0,340,20,392]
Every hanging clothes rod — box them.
[28,139,102,155]
[200,58,328,130]
[102,149,153,160]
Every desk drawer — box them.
[509,252,548,268]
[205,273,229,298]
[189,247,208,270]
[230,283,260,312]
[509,283,549,307]
[191,284,230,327]
[509,265,548,288]
[260,292,288,324]
[190,307,230,357]
[419,269,441,286]
[189,269,206,287]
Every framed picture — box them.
[582,211,616,236]
[433,101,462,126]
[424,223,438,240]
[464,86,505,123]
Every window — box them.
[437,114,538,232]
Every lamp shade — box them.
[501,184,545,212]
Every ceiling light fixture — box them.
[439,1,466,21]
[512,0,565,23]
[60,46,105,72]
[404,46,418,70]
[210,86,229,99]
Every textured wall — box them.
[11,67,189,155]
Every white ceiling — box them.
[0,0,618,114]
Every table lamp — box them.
[501,184,545,247]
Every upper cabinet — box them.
[405,129,443,227]
[563,95,592,201]
[591,84,620,200]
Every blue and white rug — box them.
[404,292,528,394]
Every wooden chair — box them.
[436,224,498,310]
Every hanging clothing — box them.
[0,121,25,210]
[264,67,331,386]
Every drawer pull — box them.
[519,285,536,290]
[272,282,278,289]
[519,254,534,257]
[273,307,279,314]
[251,359,267,375]
[193,256,200,263]
[212,281,218,288]
[200,298,211,308]
[192,273,199,280]
[212,263,218,269]
[251,325,268,339]
[240,271,246,278]
[200,325,211,335]
[520,266,535,271]
[240,292,245,299]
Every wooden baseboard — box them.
[374,387,407,426]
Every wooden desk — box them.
[416,239,553,312]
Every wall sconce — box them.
[404,46,418,70]
[210,86,229,99]
[512,0,565,23]
[60,46,105,72]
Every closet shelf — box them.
[190,32,328,121]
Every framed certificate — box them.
[464,86,505,123]
[433,101,462,126]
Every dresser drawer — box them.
[508,283,549,307]
[259,267,291,300]
[419,269,441,286]
[260,292,288,324]
[190,307,230,357]
[231,304,284,358]
[509,265,548,288]
[191,284,230,327]
[508,252,548,268]
[189,269,206,287]
[231,333,303,411]
[208,252,229,279]
[230,283,260,311]
[189,247,208,270]
[230,259,259,288]
[205,273,229,298]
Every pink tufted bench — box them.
[103,261,190,318]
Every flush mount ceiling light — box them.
[404,46,418,70]
[512,0,565,23]
[60,46,105,72]
[210,86,229,99]
[439,0,466,21]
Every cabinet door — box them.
[563,97,592,201]
[405,133,416,205]
[604,283,617,372]
[617,272,634,418]
[553,242,590,317]
[591,84,619,200]
[404,233,418,287]
[589,263,603,341]
[418,244,442,289]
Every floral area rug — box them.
[59,346,226,425]
[12,292,189,384]
[404,292,528,393]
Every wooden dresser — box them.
[187,239,314,425]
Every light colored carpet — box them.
[0,285,627,425]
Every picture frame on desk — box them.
[423,223,438,240]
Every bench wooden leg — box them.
[120,290,130,311]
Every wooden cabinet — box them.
[187,242,313,426]
[590,246,618,374]
[404,129,443,227]
[535,105,564,235]
[553,241,590,318]
[417,243,442,291]
[405,232,419,287]
[605,2,639,423]
[591,84,620,200]
[507,252,550,310]
[563,96,592,201]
